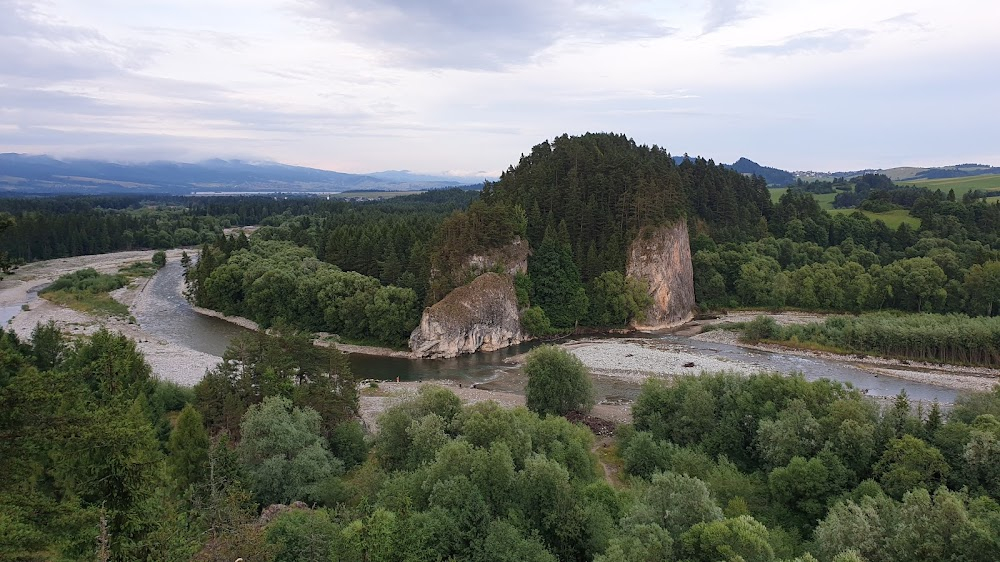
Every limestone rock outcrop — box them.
[409,272,524,359]
[626,220,696,330]
[466,237,530,276]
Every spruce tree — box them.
[167,404,210,493]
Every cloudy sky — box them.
[1,0,996,177]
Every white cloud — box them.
[0,0,997,173]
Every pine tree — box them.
[167,404,210,493]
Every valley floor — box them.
[4,253,998,431]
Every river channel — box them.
[139,262,961,403]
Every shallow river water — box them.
[141,262,961,403]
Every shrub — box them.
[524,345,594,416]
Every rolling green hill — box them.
[908,174,1000,198]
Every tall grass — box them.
[40,268,130,317]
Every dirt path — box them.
[593,436,624,488]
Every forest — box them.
[186,133,777,341]
[4,132,1000,560]
[3,325,1000,561]
[4,133,1000,352]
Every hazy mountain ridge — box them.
[728,157,796,187]
[0,154,472,194]
[3,153,996,195]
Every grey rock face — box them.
[627,220,696,330]
[409,272,524,358]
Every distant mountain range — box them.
[2,153,996,195]
[0,154,487,194]
[670,155,797,187]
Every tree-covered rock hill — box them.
[412,132,773,353]
[433,133,771,292]
[430,133,771,294]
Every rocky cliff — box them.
[626,221,696,330]
[466,237,530,276]
[409,272,524,358]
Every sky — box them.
[1,0,997,178]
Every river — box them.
[140,262,961,403]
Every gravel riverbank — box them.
[2,250,221,386]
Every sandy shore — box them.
[2,250,221,386]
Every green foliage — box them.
[43,267,127,293]
[625,471,724,537]
[188,237,420,347]
[595,523,673,562]
[814,487,1000,562]
[428,200,528,302]
[742,313,1000,368]
[483,133,771,251]
[521,305,555,336]
[265,508,338,562]
[523,345,595,416]
[0,326,201,561]
[118,260,160,277]
[194,328,358,438]
[29,320,64,371]
[514,272,532,307]
[329,420,368,470]
[39,267,130,316]
[152,250,167,268]
[529,229,590,329]
[168,404,210,492]
[238,396,344,506]
[874,435,950,499]
[678,515,775,562]
[742,315,780,342]
[587,270,652,327]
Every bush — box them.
[152,250,167,268]
[521,306,554,336]
[524,345,594,416]
[42,268,126,294]
[329,420,368,469]
[741,315,780,342]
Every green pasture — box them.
[828,208,920,229]
[907,174,1000,198]
[768,187,837,209]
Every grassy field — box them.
[828,208,920,229]
[907,174,1000,198]
[768,187,838,209]
[40,289,130,317]
[768,173,1000,232]
[39,268,131,318]
[118,261,160,278]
